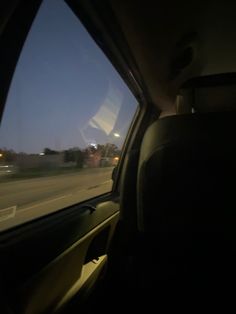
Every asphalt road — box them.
[0,167,113,230]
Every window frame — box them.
[0,0,145,232]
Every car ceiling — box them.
[73,0,236,113]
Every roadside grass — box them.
[0,165,113,183]
[0,166,84,182]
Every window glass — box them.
[0,0,138,230]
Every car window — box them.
[0,0,138,230]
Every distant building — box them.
[100,156,119,167]
[84,152,101,168]
[16,153,64,169]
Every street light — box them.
[0,153,3,157]
[113,133,120,138]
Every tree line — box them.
[0,143,121,168]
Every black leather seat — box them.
[137,94,236,287]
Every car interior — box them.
[1,0,236,313]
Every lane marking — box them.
[0,206,17,221]
[86,180,112,190]
[20,194,73,212]
[16,180,112,213]
[87,185,99,190]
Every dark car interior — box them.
[1,0,236,313]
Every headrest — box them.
[138,110,236,232]
[139,110,236,166]
[179,73,236,112]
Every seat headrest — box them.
[137,110,236,232]
[179,73,236,112]
[139,110,236,166]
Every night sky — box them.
[0,0,137,154]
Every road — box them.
[0,167,113,230]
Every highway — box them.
[0,167,113,230]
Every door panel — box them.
[0,199,119,314]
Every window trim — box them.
[0,0,142,232]
[0,0,42,123]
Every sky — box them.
[0,0,138,154]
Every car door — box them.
[0,1,140,313]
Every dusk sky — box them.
[0,0,138,154]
